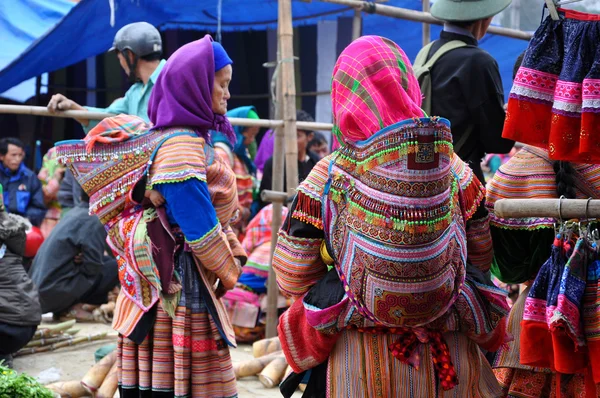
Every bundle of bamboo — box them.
[45,348,119,398]
[232,336,305,391]
[14,321,111,357]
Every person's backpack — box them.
[413,40,467,116]
[321,118,468,328]
[413,41,473,154]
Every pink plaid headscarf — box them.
[331,36,424,146]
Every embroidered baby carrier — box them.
[55,115,214,318]
[322,117,467,328]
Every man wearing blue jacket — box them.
[0,138,46,227]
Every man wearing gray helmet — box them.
[47,22,165,133]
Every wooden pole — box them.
[318,0,533,41]
[265,50,285,340]
[422,0,430,46]
[352,9,362,40]
[279,0,299,196]
[260,190,290,204]
[0,104,332,131]
[494,199,600,220]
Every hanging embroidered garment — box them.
[521,237,594,376]
[503,9,600,163]
[583,259,600,383]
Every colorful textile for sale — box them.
[521,238,594,374]
[488,146,600,394]
[486,146,600,284]
[503,9,600,162]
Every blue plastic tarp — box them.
[0,0,75,101]
[0,0,528,100]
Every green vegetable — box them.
[0,363,54,398]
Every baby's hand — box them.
[145,190,166,207]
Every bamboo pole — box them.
[25,334,74,348]
[0,104,111,120]
[266,51,285,340]
[0,104,333,131]
[279,0,300,196]
[422,0,430,46]
[318,0,533,41]
[31,320,76,340]
[15,332,109,357]
[494,199,600,220]
[260,190,290,204]
[232,350,284,379]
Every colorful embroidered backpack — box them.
[322,117,468,328]
[55,115,208,314]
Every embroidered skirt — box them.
[326,330,501,398]
[118,251,237,398]
[503,9,600,162]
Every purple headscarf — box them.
[148,35,235,144]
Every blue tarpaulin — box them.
[0,0,75,101]
[0,0,529,100]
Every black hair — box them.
[0,138,25,156]
[553,161,577,199]
[296,109,315,124]
[81,191,90,204]
[308,132,327,151]
[513,51,526,81]
[451,20,478,29]
[140,52,162,62]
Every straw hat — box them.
[431,0,512,22]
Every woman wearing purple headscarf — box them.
[117,35,243,398]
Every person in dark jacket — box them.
[0,138,46,226]
[57,169,84,215]
[257,110,320,210]
[424,0,515,184]
[29,192,118,321]
[0,186,42,368]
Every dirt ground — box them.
[13,320,301,398]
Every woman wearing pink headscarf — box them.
[273,36,509,397]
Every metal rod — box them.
[318,0,533,41]
[494,199,600,219]
[422,0,430,46]
[0,104,334,131]
[352,9,362,40]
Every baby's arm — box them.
[145,189,166,207]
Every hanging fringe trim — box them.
[337,140,453,175]
[292,191,324,230]
[460,172,485,221]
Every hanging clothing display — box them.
[503,9,600,162]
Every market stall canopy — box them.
[0,0,76,101]
[0,0,528,100]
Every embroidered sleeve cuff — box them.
[272,230,327,298]
[187,223,242,289]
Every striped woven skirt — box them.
[118,251,237,398]
[325,330,501,398]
